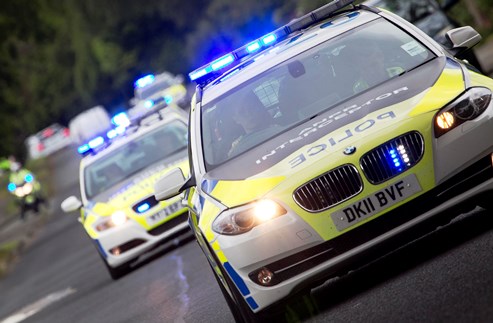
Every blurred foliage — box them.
[0,0,491,160]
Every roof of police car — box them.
[201,9,380,104]
[80,111,184,166]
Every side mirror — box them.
[154,168,187,201]
[61,196,82,213]
[446,26,482,56]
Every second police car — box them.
[155,0,493,321]
[61,102,190,279]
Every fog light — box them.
[491,153,493,166]
[111,247,121,256]
[257,267,274,285]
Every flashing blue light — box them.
[395,162,401,167]
[246,41,261,53]
[189,68,208,81]
[115,125,126,135]
[144,100,154,109]
[111,112,130,127]
[211,54,235,71]
[164,95,173,104]
[107,129,117,139]
[7,182,16,192]
[137,203,150,213]
[134,74,155,88]
[88,136,105,149]
[262,34,276,45]
[24,173,34,183]
[78,144,90,154]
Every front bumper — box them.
[96,211,189,267]
[220,154,493,312]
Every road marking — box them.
[1,287,76,323]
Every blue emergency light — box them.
[137,203,150,213]
[7,182,16,192]
[134,74,155,88]
[24,173,34,183]
[188,0,355,84]
[111,112,130,127]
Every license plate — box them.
[331,173,422,231]
[146,201,182,225]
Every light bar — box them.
[261,34,276,45]
[188,0,355,84]
[78,144,90,155]
[246,41,261,53]
[111,112,130,127]
[144,100,154,108]
[134,74,155,88]
[211,54,235,71]
[88,136,105,149]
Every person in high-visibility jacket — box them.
[8,161,45,220]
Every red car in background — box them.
[25,123,73,160]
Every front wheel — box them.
[478,191,493,210]
[211,264,260,323]
[103,258,133,280]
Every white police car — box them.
[61,105,190,279]
[155,0,493,320]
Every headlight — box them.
[15,187,25,197]
[212,199,287,235]
[22,183,33,195]
[434,87,492,137]
[95,211,128,232]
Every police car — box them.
[154,0,493,320]
[129,72,188,119]
[61,104,190,279]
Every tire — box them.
[211,264,260,323]
[478,192,493,210]
[103,258,132,280]
[96,246,134,280]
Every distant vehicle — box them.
[128,72,188,119]
[61,105,191,280]
[69,106,112,145]
[363,0,484,72]
[25,123,72,160]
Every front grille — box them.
[293,164,363,212]
[360,131,424,184]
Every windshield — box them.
[84,120,188,198]
[201,19,435,169]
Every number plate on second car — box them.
[146,201,181,226]
[331,173,422,231]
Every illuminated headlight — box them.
[435,87,491,137]
[15,187,25,197]
[95,211,128,232]
[22,183,33,195]
[212,200,287,235]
